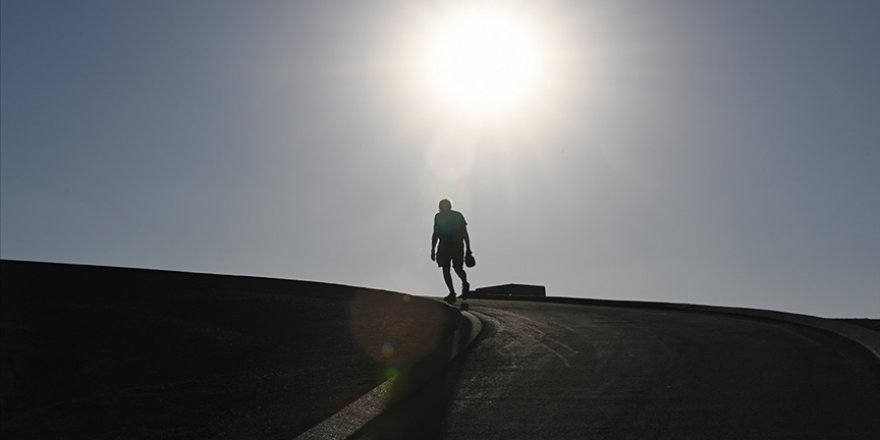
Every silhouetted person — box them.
[430,198,472,304]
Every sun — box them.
[416,6,548,116]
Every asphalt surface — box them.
[354,299,880,440]
[1,261,462,439]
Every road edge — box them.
[690,304,880,361]
[489,296,880,362]
[294,309,482,440]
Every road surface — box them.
[0,261,461,439]
[354,299,880,439]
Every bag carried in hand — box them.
[465,252,476,268]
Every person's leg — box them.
[453,266,467,283]
[454,267,469,296]
[442,266,456,303]
[451,246,469,297]
[437,246,454,293]
[442,266,455,294]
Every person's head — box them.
[438,198,452,212]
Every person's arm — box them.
[459,212,472,254]
[431,214,439,261]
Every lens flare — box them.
[380,340,396,358]
[383,367,400,382]
[348,291,445,365]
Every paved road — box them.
[0,261,461,439]
[354,299,880,440]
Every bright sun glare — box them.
[417,7,547,117]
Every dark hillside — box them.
[0,260,459,439]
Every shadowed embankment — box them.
[0,260,463,439]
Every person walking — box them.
[430,198,473,304]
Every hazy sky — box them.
[2,0,878,317]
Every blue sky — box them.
[2,0,878,317]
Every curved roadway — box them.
[354,299,880,439]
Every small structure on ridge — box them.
[470,284,546,298]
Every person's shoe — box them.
[444,292,456,304]
[461,282,470,299]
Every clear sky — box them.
[2,0,878,318]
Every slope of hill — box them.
[0,260,461,439]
